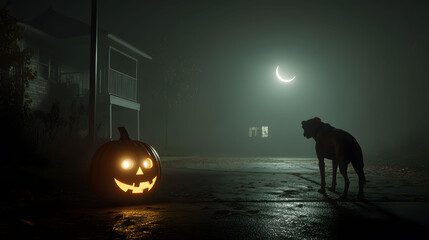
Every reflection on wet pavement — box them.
[161,157,429,203]
[111,207,163,240]
[84,158,429,239]
[5,157,429,239]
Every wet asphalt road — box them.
[2,157,429,239]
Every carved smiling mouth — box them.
[114,176,157,193]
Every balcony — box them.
[108,68,137,101]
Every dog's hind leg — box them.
[339,162,350,199]
[351,159,366,200]
[328,159,337,192]
[357,173,365,200]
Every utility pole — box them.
[89,0,98,145]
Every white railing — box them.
[108,68,137,101]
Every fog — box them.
[6,0,429,166]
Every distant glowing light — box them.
[249,127,260,137]
[262,126,269,138]
[276,65,295,83]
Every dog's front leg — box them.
[329,160,337,192]
[318,157,326,193]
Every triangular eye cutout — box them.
[136,167,144,175]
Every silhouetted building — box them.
[19,7,151,140]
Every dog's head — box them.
[301,117,323,139]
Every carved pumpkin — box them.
[90,127,161,202]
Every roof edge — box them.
[107,34,152,60]
[18,22,56,40]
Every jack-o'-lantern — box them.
[90,127,161,202]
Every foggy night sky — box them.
[4,0,429,160]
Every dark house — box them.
[19,7,152,140]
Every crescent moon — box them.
[276,65,296,83]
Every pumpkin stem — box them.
[118,127,131,140]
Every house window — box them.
[37,51,49,80]
[261,126,269,138]
[249,127,259,137]
[249,126,269,138]
[49,61,59,82]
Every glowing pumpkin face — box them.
[90,127,161,202]
[114,157,157,193]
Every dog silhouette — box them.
[301,117,366,199]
